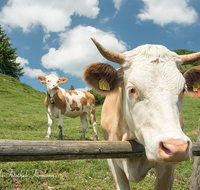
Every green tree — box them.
[0,25,23,79]
[88,89,105,106]
[69,84,75,90]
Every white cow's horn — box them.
[181,52,200,65]
[91,37,125,64]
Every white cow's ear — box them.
[59,77,68,84]
[37,76,46,84]
[83,63,122,96]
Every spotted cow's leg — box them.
[80,113,88,140]
[88,104,98,140]
[89,113,98,141]
[154,163,175,190]
[107,159,130,190]
[58,112,64,140]
[46,113,53,138]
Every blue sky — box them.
[0,0,200,93]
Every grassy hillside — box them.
[0,73,103,141]
[0,73,200,189]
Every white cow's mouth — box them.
[52,87,59,90]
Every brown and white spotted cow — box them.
[83,38,200,190]
[37,74,98,140]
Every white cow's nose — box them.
[52,84,58,89]
[159,139,190,162]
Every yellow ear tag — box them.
[99,78,110,91]
[193,82,200,92]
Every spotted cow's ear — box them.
[37,76,46,84]
[183,65,200,92]
[59,77,68,85]
[83,63,123,96]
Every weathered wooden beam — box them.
[0,139,199,162]
[190,119,200,190]
[0,140,145,162]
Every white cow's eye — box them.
[128,87,139,98]
[129,88,135,93]
[47,80,50,82]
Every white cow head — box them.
[83,38,200,163]
[37,74,68,94]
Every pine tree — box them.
[0,25,24,79]
[69,84,75,90]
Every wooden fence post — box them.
[190,119,200,190]
[0,140,145,162]
[0,140,200,162]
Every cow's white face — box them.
[45,74,60,93]
[121,45,191,162]
[37,74,68,95]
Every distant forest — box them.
[88,89,105,106]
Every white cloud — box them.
[187,41,194,47]
[41,25,127,77]
[113,0,124,10]
[75,86,91,92]
[16,56,29,67]
[137,0,198,26]
[43,44,50,50]
[43,33,50,43]
[0,0,100,32]
[101,17,110,24]
[16,56,47,78]
[23,67,47,78]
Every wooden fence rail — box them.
[0,139,200,162]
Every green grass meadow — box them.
[0,72,200,189]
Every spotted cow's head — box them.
[83,38,200,163]
[37,74,68,94]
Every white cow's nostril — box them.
[160,142,171,155]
